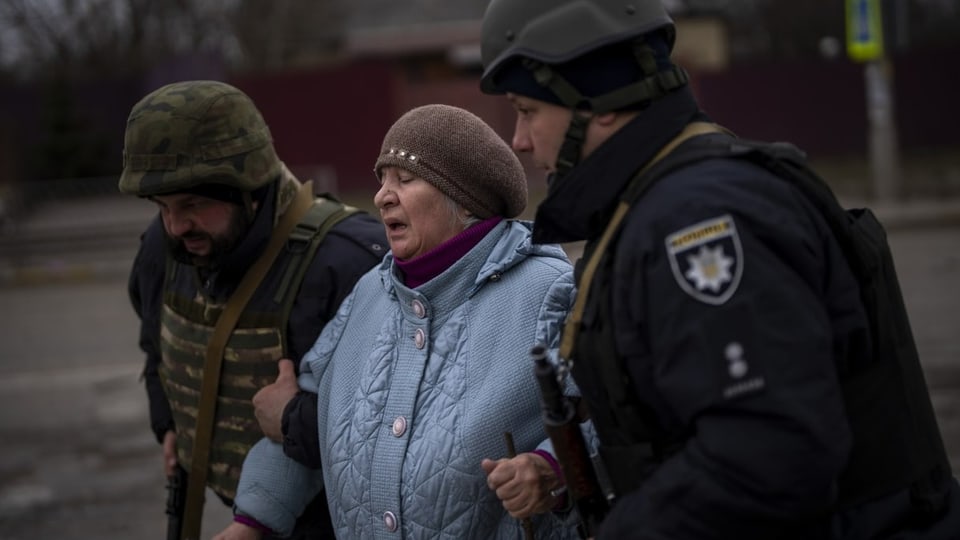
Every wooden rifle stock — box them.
[531,346,609,538]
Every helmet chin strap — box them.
[554,112,591,182]
[519,58,594,183]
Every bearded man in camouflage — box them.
[121,80,386,539]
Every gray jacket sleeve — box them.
[234,438,324,536]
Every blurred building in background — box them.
[0,0,958,208]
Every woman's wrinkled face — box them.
[373,166,466,261]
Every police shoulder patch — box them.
[665,214,743,305]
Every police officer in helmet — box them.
[480,1,960,538]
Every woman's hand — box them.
[481,452,564,518]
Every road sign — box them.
[847,0,885,62]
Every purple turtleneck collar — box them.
[394,216,503,288]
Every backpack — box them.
[624,131,952,514]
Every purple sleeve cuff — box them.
[234,513,274,535]
[531,449,569,511]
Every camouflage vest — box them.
[158,196,357,501]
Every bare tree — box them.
[0,0,226,80]
[0,0,344,81]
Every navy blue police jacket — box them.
[531,86,960,538]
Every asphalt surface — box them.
[0,194,958,539]
[0,279,234,539]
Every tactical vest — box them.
[158,198,356,501]
[571,131,952,516]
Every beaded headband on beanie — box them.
[374,104,527,219]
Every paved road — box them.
[0,281,232,539]
[888,228,960,466]
[0,195,957,539]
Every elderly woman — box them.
[214,104,579,539]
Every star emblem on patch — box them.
[665,214,743,305]
[685,245,735,292]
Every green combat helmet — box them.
[118,80,281,197]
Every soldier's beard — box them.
[166,209,250,268]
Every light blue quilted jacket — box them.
[236,220,580,539]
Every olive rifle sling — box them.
[180,181,315,540]
[558,122,726,500]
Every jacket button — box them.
[414,328,425,349]
[392,416,407,437]
[411,299,426,318]
[383,510,398,531]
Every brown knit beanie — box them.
[374,104,527,219]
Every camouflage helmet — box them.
[118,80,281,197]
[480,0,675,95]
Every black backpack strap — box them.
[272,195,360,352]
[624,133,875,285]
